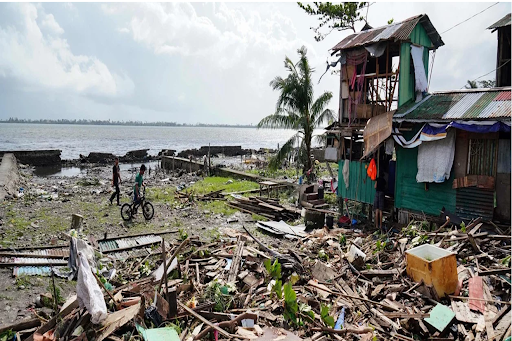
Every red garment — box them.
[367,158,377,181]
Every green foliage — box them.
[264,259,282,281]
[48,281,64,304]
[374,240,387,253]
[283,282,299,325]
[289,273,300,285]
[206,227,221,242]
[297,2,368,41]
[204,280,235,312]
[387,18,394,24]
[320,304,335,328]
[140,261,151,276]
[15,275,31,289]
[178,228,188,241]
[273,280,283,299]
[465,79,496,89]
[501,255,511,267]
[189,177,259,195]
[318,249,328,261]
[338,234,346,246]
[0,330,15,341]
[257,46,334,172]
[299,303,315,323]
[251,213,268,222]
[460,221,466,233]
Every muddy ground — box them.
[0,162,303,326]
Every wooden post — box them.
[161,238,169,304]
[172,156,175,172]
[71,214,83,232]
[208,143,211,176]
[385,42,390,111]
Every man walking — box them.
[109,157,122,205]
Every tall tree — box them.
[297,2,368,41]
[258,46,334,172]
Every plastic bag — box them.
[367,158,377,181]
[76,252,107,324]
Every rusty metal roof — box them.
[332,14,444,52]
[394,88,512,122]
[488,13,511,32]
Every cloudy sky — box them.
[0,2,509,124]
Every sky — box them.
[0,1,509,125]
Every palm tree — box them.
[258,46,334,172]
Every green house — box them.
[330,14,444,216]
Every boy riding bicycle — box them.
[134,164,146,206]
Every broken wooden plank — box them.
[227,237,244,283]
[468,276,485,314]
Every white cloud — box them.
[41,13,64,35]
[0,3,134,97]
[103,3,306,70]
[117,27,130,34]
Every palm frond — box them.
[257,113,300,130]
[315,108,335,128]
[268,133,301,171]
[313,134,327,147]
[311,91,333,123]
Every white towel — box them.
[416,130,455,183]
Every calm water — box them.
[0,123,321,160]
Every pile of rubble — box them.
[0,215,510,341]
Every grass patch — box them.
[200,201,237,216]
[147,187,177,204]
[189,177,259,195]
[206,226,221,242]
[251,213,268,222]
[15,275,32,289]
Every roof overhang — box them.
[362,111,395,160]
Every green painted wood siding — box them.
[398,24,432,107]
[337,160,376,203]
[394,126,457,215]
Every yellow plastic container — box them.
[405,244,458,298]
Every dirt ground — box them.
[0,162,299,326]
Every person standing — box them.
[374,171,386,233]
[110,157,122,205]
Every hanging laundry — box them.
[410,45,428,102]
[385,138,394,155]
[367,158,377,181]
[416,130,455,183]
[343,159,350,189]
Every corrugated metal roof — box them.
[394,88,512,122]
[332,14,444,51]
[488,13,511,31]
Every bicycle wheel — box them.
[121,203,133,221]
[142,202,154,220]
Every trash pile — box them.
[0,215,510,341]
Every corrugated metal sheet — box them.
[394,89,512,122]
[98,235,163,252]
[337,160,376,204]
[332,14,444,51]
[456,187,494,221]
[488,14,511,31]
[394,126,457,215]
[13,266,67,277]
[0,257,67,265]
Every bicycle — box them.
[121,186,154,221]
